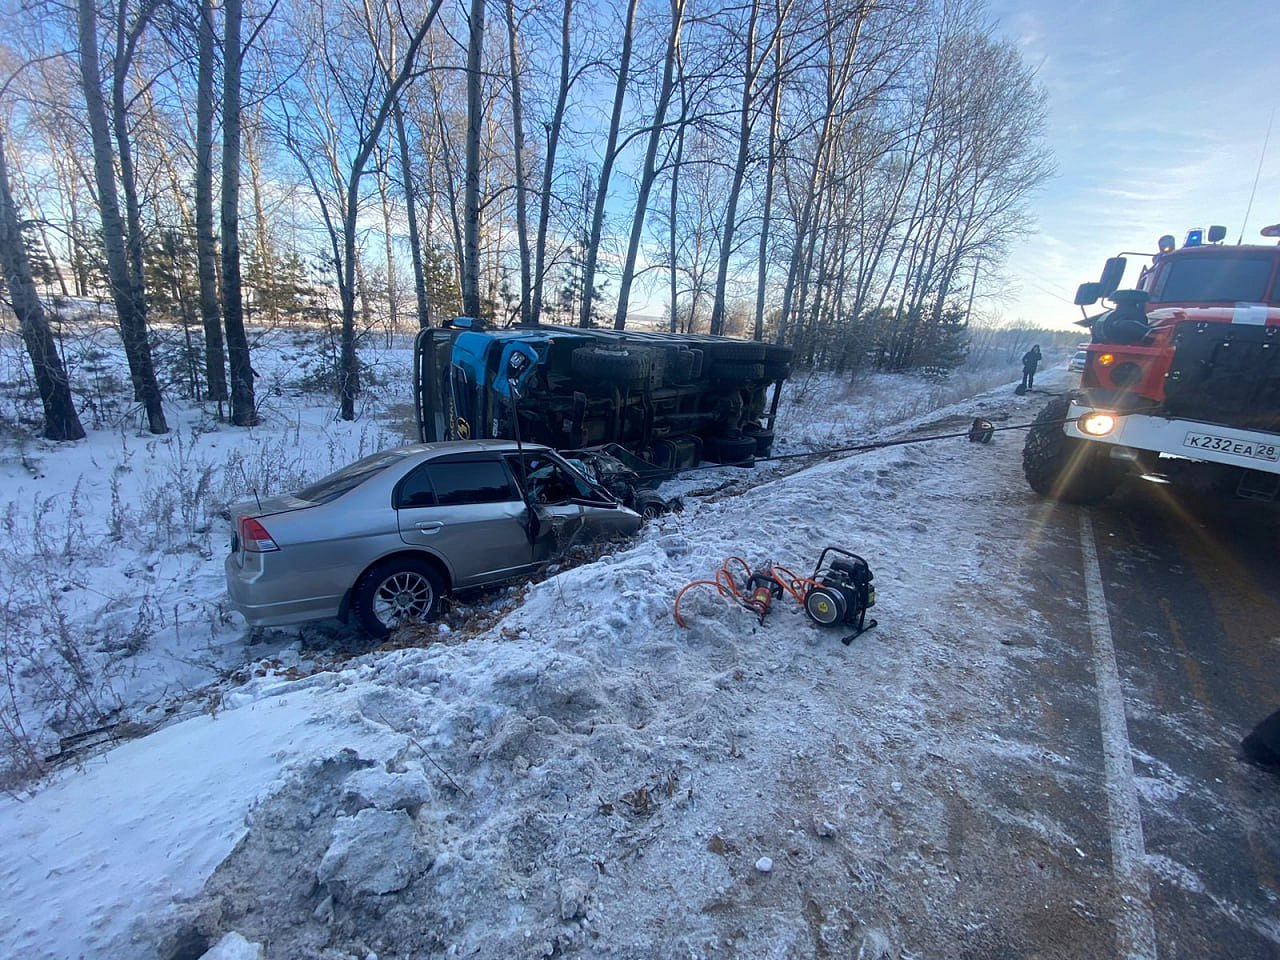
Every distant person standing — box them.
[1021,345,1042,392]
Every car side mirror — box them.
[1075,281,1103,306]
[1098,257,1126,297]
[1207,224,1226,244]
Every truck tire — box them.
[708,361,765,381]
[571,345,651,387]
[702,339,766,364]
[763,344,794,365]
[743,424,775,457]
[1022,397,1123,504]
[704,433,757,466]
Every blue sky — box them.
[984,0,1280,330]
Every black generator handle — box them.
[809,545,869,581]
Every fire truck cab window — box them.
[1153,256,1273,304]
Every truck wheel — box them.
[743,425,775,457]
[354,556,445,639]
[1022,397,1123,504]
[705,433,757,466]
[763,344,794,365]
[571,345,651,387]
[702,339,766,363]
[708,361,765,381]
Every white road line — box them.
[1079,511,1158,960]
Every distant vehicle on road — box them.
[1068,350,1087,372]
[225,440,642,637]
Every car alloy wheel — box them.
[356,557,445,638]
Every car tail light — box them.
[238,516,280,553]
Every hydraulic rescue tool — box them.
[673,547,877,644]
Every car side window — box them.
[394,464,437,509]
[425,460,520,506]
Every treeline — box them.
[0,0,1052,439]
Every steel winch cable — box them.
[679,414,1082,474]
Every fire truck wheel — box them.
[1022,397,1123,504]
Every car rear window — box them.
[294,449,410,504]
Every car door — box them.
[395,454,535,586]
[506,452,642,561]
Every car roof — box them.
[389,438,552,458]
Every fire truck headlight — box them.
[1080,412,1117,437]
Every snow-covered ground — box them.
[0,329,1086,959]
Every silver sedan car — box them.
[225,440,642,637]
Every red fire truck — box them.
[1023,223,1280,503]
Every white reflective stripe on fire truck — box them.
[1231,302,1268,325]
[1065,402,1280,476]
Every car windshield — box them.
[509,452,603,502]
[294,449,411,504]
[1151,255,1276,304]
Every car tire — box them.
[1022,397,1123,504]
[354,556,445,639]
[633,490,668,519]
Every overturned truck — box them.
[414,319,793,476]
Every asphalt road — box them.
[1003,474,1280,960]
[1084,482,1280,958]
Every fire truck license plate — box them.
[1183,432,1280,461]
